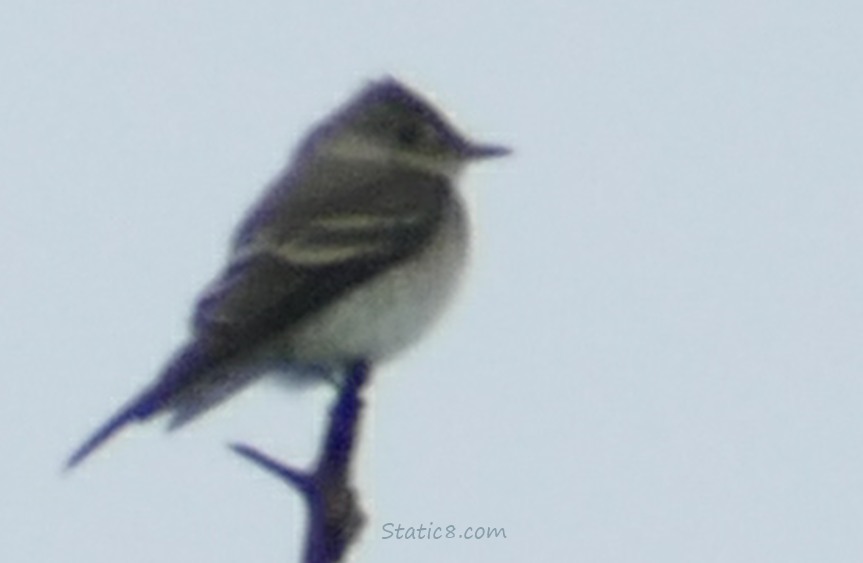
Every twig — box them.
[231,361,371,562]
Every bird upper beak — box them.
[461,141,512,160]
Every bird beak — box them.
[461,141,512,160]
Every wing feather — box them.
[192,168,449,355]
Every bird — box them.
[66,77,510,469]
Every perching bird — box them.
[67,77,509,469]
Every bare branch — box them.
[232,361,371,562]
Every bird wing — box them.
[191,168,450,357]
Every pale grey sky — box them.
[3,1,863,562]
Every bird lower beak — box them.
[462,142,512,159]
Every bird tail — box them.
[65,342,220,471]
[164,366,260,430]
[64,383,165,470]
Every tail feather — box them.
[65,384,163,470]
[65,341,220,470]
[165,367,261,430]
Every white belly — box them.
[284,200,468,364]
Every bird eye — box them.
[396,123,425,147]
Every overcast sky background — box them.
[3,2,863,562]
